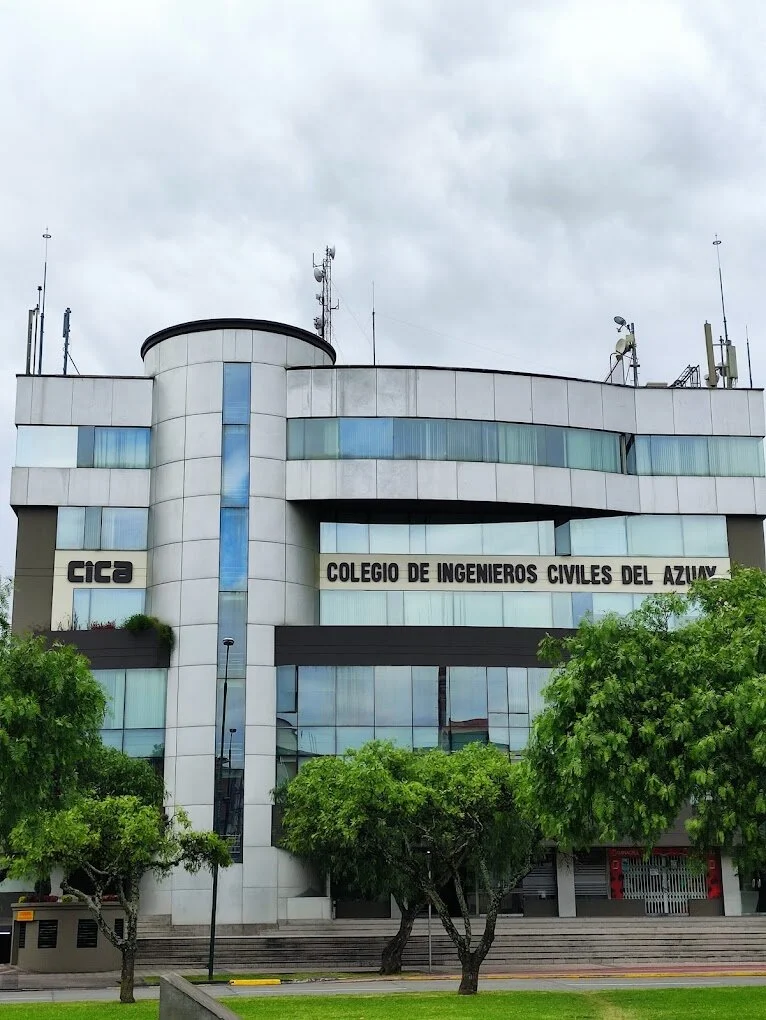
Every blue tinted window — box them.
[72,588,145,629]
[298,666,336,725]
[122,729,164,759]
[277,666,297,714]
[92,428,150,468]
[339,418,393,459]
[217,592,247,678]
[305,419,339,458]
[221,425,249,506]
[223,363,251,424]
[220,508,248,589]
[57,507,85,548]
[336,666,374,725]
[101,508,148,550]
[393,419,447,459]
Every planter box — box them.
[12,901,125,973]
[42,628,171,669]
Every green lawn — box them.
[4,987,766,1019]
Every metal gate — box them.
[621,853,707,915]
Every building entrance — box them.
[609,848,721,916]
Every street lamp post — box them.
[426,850,432,974]
[207,637,234,982]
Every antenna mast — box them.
[371,281,376,366]
[63,307,72,376]
[713,235,729,347]
[38,230,51,374]
[312,246,338,348]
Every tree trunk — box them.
[119,946,136,1004]
[458,952,481,994]
[380,902,418,975]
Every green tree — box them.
[4,798,231,1003]
[280,741,542,994]
[522,567,766,871]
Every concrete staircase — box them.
[136,916,766,970]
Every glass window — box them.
[453,593,503,627]
[286,419,305,459]
[426,523,482,554]
[681,515,728,556]
[445,420,498,462]
[591,593,636,619]
[123,729,164,758]
[386,590,404,625]
[498,423,541,465]
[277,666,297,714]
[83,507,101,548]
[403,592,454,626]
[298,666,336,725]
[124,669,166,729]
[542,426,566,468]
[568,517,627,555]
[298,727,335,757]
[572,592,592,625]
[528,668,551,717]
[412,667,438,725]
[221,425,249,506]
[374,727,413,748]
[320,522,337,552]
[335,523,369,553]
[100,730,123,750]
[305,419,339,459]
[339,418,393,459]
[369,524,411,554]
[101,508,148,550]
[626,515,683,556]
[336,666,374,725]
[223,363,251,424]
[413,727,439,748]
[57,507,85,548]
[72,588,145,629]
[708,436,764,477]
[320,591,387,625]
[509,727,529,752]
[393,419,447,460]
[482,522,546,555]
[374,667,412,726]
[566,429,620,472]
[552,593,574,628]
[631,436,651,474]
[490,726,510,752]
[94,669,125,728]
[16,426,78,467]
[448,667,487,723]
[220,508,249,590]
[92,428,150,468]
[217,592,247,678]
[336,728,375,753]
[507,669,529,714]
[215,678,245,768]
[487,667,508,714]
[502,593,553,628]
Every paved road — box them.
[5,974,766,1004]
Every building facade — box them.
[8,318,766,923]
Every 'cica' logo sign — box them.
[67,560,133,584]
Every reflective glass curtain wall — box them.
[214,363,251,861]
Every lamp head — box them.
[223,637,234,648]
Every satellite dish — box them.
[328,245,336,258]
[614,315,627,327]
[313,267,324,282]
[615,336,629,355]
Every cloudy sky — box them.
[1,0,764,573]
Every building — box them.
[7,317,766,924]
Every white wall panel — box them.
[310,368,336,417]
[676,477,717,514]
[9,467,28,505]
[250,457,286,499]
[184,413,221,459]
[186,329,223,365]
[377,368,416,417]
[177,623,218,667]
[493,374,533,423]
[152,499,184,547]
[112,379,153,426]
[533,466,571,506]
[456,372,494,421]
[154,367,187,423]
[748,391,765,436]
[15,377,33,425]
[142,346,159,377]
[250,497,286,544]
[244,666,276,724]
[638,476,679,514]
[417,369,456,418]
[155,417,186,466]
[176,665,217,728]
[457,462,496,501]
[152,462,185,504]
[246,625,275,666]
[180,539,219,581]
[179,578,221,626]
[248,579,286,625]
[71,378,114,426]
[242,805,273,847]
[605,473,640,511]
[158,334,188,372]
[182,494,220,542]
[243,754,274,805]
[149,542,182,588]
[567,381,604,430]
[252,364,286,417]
[221,328,250,363]
[601,384,636,433]
[285,505,316,550]
[336,460,376,499]
[173,754,215,805]
[66,468,111,506]
[245,724,276,758]
[251,540,287,582]
[252,330,288,366]
[715,477,756,515]
[754,477,766,515]
[672,389,712,435]
[284,543,311,586]
[109,469,150,507]
[183,457,221,498]
[635,388,675,434]
[337,369,376,417]
[309,461,337,500]
[570,469,607,510]
[495,463,535,504]
[26,467,68,506]
[176,726,216,757]
[417,460,457,500]
[531,377,568,427]
[710,389,751,436]
[186,362,223,415]
[149,580,181,626]
[286,370,312,418]
[250,414,285,460]
[242,885,278,924]
[285,460,310,500]
[376,460,418,500]
[31,377,73,424]
[285,583,317,625]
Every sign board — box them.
[51,550,147,628]
[15,909,34,921]
[319,555,730,594]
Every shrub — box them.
[123,614,175,654]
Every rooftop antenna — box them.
[25,293,40,376]
[746,324,753,387]
[606,315,638,386]
[713,235,729,348]
[312,245,338,348]
[371,281,376,365]
[37,230,51,374]
[62,307,71,376]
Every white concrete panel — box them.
[251,540,287,582]
[150,542,182,587]
[27,467,69,506]
[250,497,286,544]
[285,583,317,625]
[284,460,310,500]
[337,369,376,417]
[151,499,184,547]
[180,539,219,580]
[246,626,275,667]
[286,369,312,418]
[533,466,572,507]
[567,381,604,430]
[570,469,607,510]
[66,468,110,505]
[252,364,286,418]
[31,377,74,424]
[748,391,765,436]
[605,473,640,511]
[377,368,416,417]
[601,383,637,433]
[243,754,274,804]
[158,334,188,372]
[154,366,187,423]
[309,460,337,500]
[152,461,185,504]
[376,460,418,500]
[252,451,287,495]
[715,477,756,515]
[71,378,115,426]
[215,867,244,925]
[186,361,222,415]
[495,463,535,504]
[242,885,278,924]
[252,329,287,366]
[456,372,494,421]
[250,414,286,460]
[245,724,276,757]
[286,336,317,367]
[248,579,287,625]
[163,727,177,760]
[457,462,497,501]
[711,389,751,436]
[285,544,311,585]
[176,725,216,758]
[15,377,33,425]
[165,667,179,729]
[180,578,221,626]
[242,804,273,847]
[112,379,153,426]
[309,368,335,417]
[244,666,277,725]
[142,347,159,377]
[243,847,278,888]
[755,477,766,516]
[148,581,181,625]
[176,665,217,727]
[417,461,458,500]
[183,457,221,498]
[185,412,221,460]
[10,467,28,505]
[493,374,533,423]
[285,505,317,549]
[182,494,220,542]
[109,469,150,507]
[416,369,455,418]
[186,328,223,365]
[556,852,576,918]
[337,460,376,499]
[531,377,568,427]
[221,328,245,362]
[635,388,675,434]
[155,417,186,466]
[676,477,717,514]
[638,476,679,514]
[672,389,712,435]
[177,623,218,667]
[721,854,743,916]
